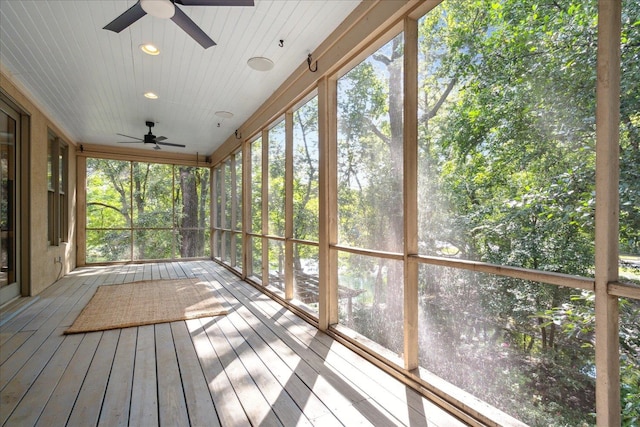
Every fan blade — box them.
[156,141,186,148]
[117,141,144,143]
[116,133,144,141]
[171,6,216,48]
[175,0,254,5]
[155,136,168,142]
[103,2,146,33]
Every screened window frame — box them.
[84,158,210,262]
[212,149,243,272]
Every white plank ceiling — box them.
[0,0,360,155]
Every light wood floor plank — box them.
[149,263,161,280]
[155,322,190,427]
[170,320,221,427]
[133,264,146,282]
[206,270,406,424]
[157,262,170,280]
[98,327,137,427]
[0,331,33,365]
[24,279,94,333]
[222,287,386,425]
[210,283,340,425]
[5,333,83,426]
[122,265,137,284]
[165,262,180,280]
[216,311,313,426]
[237,278,464,427]
[1,276,79,333]
[0,327,66,424]
[34,332,103,427]
[199,316,283,426]
[187,317,250,427]
[211,265,466,427]
[208,273,371,409]
[66,329,120,427]
[129,324,158,426]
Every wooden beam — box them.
[285,112,294,300]
[594,0,621,425]
[261,130,269,286]
[608,282,640,300]
[76,156,87,266]
[77,143,205,167]
[242,140,251,280]
[230,155,237,268]
[411,255,594,291]
[220,162,227,262]
[211,166,219,260]
[403,16,419,371]
[318,77,339,330]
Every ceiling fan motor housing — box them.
[145,121,155,143]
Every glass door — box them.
[0,100,19,305]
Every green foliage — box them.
[268,121,286,237]
[329,0,640,425]
[337,33,404,253]
[86,158,210,261]
[293,97,320,242]
[250,138,263,234]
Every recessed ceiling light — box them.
[140,43,160,55]
[144,92,159,99]
[247,57,274,71]
[215,111,234,119]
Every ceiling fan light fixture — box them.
[247,57,274,71]
[140,43,160,55]
[140,0,175,19]
[144,92,159,99]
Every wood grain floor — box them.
[0,261,465,426]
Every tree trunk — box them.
[179,167,199,257]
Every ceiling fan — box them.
[117,121,185,150]
[104,0,255,49]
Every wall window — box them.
[47,131,68,245]
[248,136,263,282]
[292,96,319,310]
[86,158,209,262]
[242,99,321,311]
[267,119,286,290]
[336,32,404,356]
[212,150,242,271]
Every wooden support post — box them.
[76,155,87,266]
[403,16,419,371]
[318,77,339,330]
[211,166,218,260]
[230,155,237,267]
[219,162,227,262]
[594,0,621,425]
[285,112,294,300]
[261,130,270,286]
[242,141,251,280]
